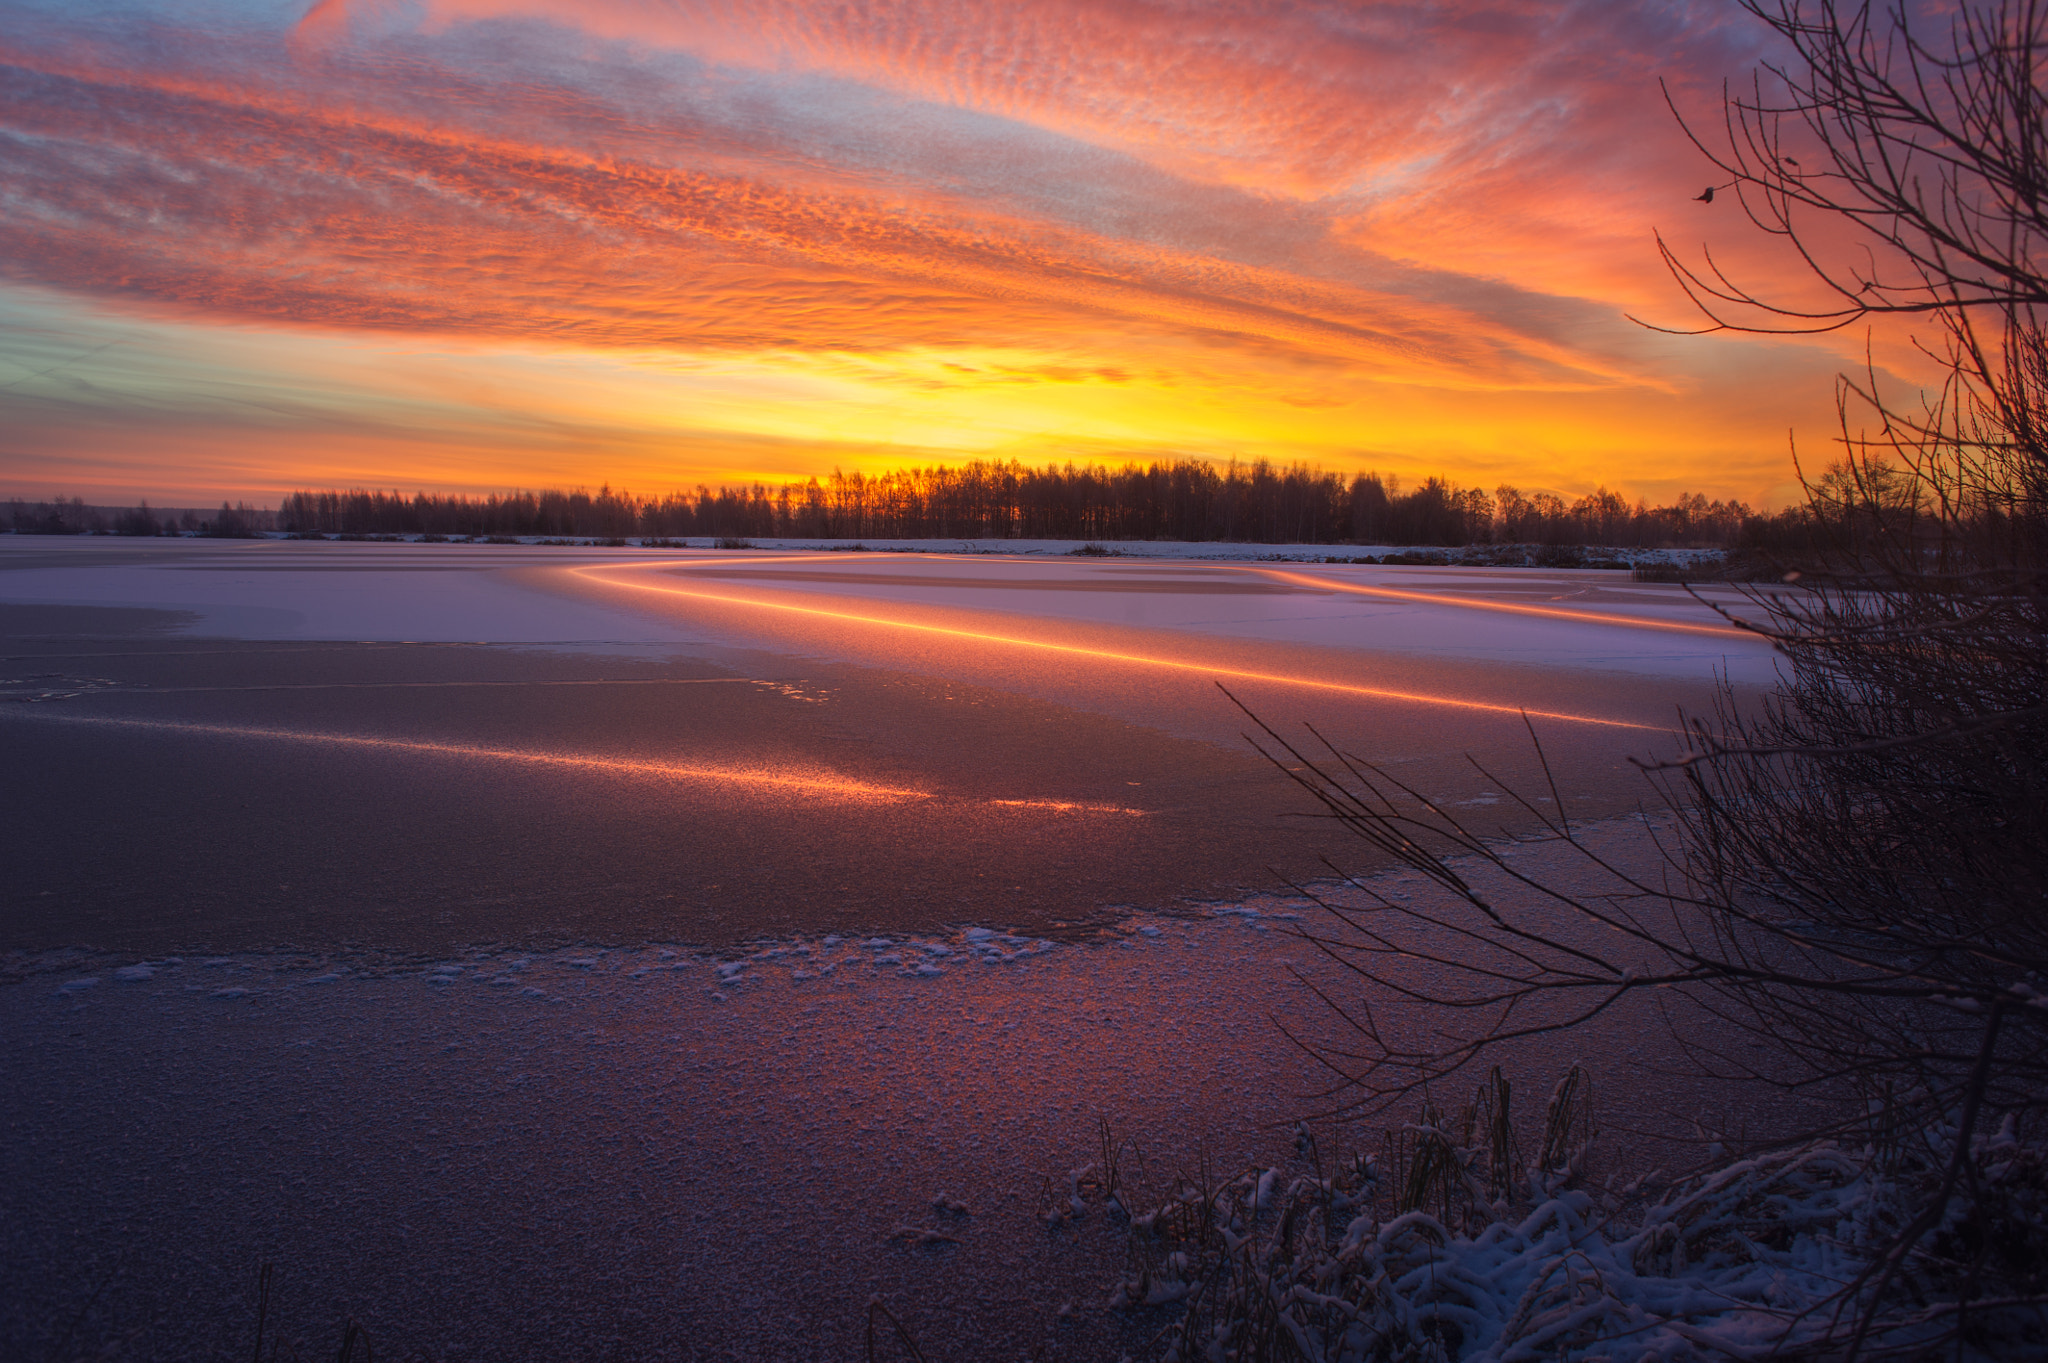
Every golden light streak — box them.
[985,798,1147,815]
[14,713,930,802]
[5,710,1155,815]
[1240,567,1750,639]
[575,559,1670,732]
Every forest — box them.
[251,458,1774,547]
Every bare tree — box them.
[1253,3,2048,1352]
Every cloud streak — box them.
[1,25,1657,386]
[0,1,1871,503]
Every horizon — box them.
[0,457,1791,518]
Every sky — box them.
[0,0,1924,507]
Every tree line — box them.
[13,458,1948,554]
[4,497,267,537]
[268,458,1775,547]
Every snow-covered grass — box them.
[1108,1086,2048,1361]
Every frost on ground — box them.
[0,819,1924,1361]
[1106,1106,2048,1361]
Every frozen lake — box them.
[0,536,1776,952]
[0,537,1797,1360]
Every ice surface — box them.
[0,538,1811,1357]
[0,820,1818,1361]
[0,535,1779,684]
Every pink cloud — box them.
[0,18,1706,388]
[374,0,1748,201]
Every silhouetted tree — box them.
[113,500,161,536]
[1265,2,2048,1350]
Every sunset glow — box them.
[0,1,1901,506]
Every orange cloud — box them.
[0,2,1910,505]
[0,40,1672,389]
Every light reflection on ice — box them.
[579,564,1673,731]
[0,711,1158,817]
